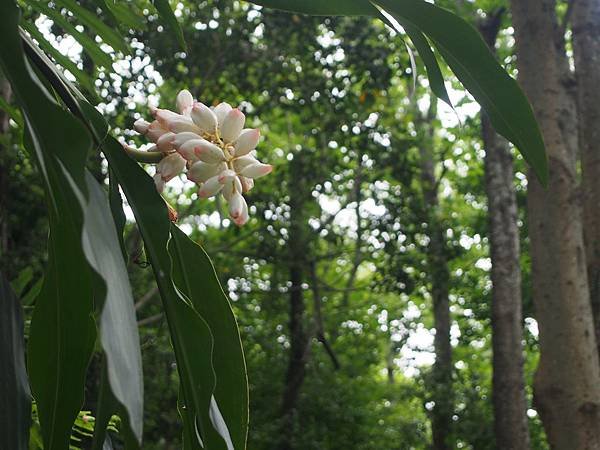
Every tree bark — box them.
[510,1,600,448]
[418,104,453,450]
[278,153,311,450]
[572,0,600,358]
[479,11,531,450]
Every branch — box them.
[137,312,164,327]
[135,285,158,311]
[309,261,340,370]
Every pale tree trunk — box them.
[479,11,531,450]
[510,1,600,448]
[418,103,452,450]
[572,0,600,358]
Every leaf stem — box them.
[123,147,165,164]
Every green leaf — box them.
[28,2,114,69]
[10,267,33,298]
[375,0,548,184]
[54,0,130,55]
[249,0,372,15]
[101,135,231,449]
[1,3,142,448]
[20,20,98,97]
[94,0,147,31]
[170,225,249,450]
[70,171,144,443]
[0,273,31,450]
[0,3,97,447]
[153,0,187,51]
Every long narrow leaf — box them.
[153,0,187,51]
[375,0,548,184]
[101,134,231,449]
[54,0,130,54]
[28,2,114,69]
[20,20,98,97]
[170,225,249,450]
[0,273,31,450]
[250,0,372,15]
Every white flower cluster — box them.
[132,90,272,226]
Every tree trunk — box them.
[418,104,453,450]
[572,0,600,358]
[479,11,531,450]
[510,1,600,448]
[278,154,311,450]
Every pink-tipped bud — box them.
[154,108,181,124]
[157,153,186,181]
[213,102,232,128]
[240,176,254,193]
[234,128,260,157]
[222,177,243,200]
[218,169,237,184]
[220,108,245,143]
[187,161,224,184]
[156,132,176,152]
[228,191,247,221]
[239,162,273,179]
[146,120,169,142]
[134,118,151,134]
[168,117,200,134]
[172,131,203,148]
[233,198,249,226]
[193,140,226,164]
[233,155,258,173]
[198,175,224,198]
[176,90,194,115]
[191,102,218,134]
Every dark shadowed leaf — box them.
[250,0,372,15]
[153,0,187,51]
[0,273,31,450]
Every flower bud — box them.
[228,191,247,222]
[222,177,243,200]
[239,162,273,179]
[188,161,225,184]
[198,175,224,198]
[213,102,232,128]
[134,118,151,134]
[176,90,194,115]
[234,128,260,157]
[191,102,218,134]
[168,117,201,134]
[193,140,227,164]
[233,197,249,226]
[156,132,176,152]
[240,176,254,193]
[217,169,237,184]
[146,120,169,142]
[233,155,258,173]
[221,108,245,143]
[157,153,186,181]
[172,131,203,148]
